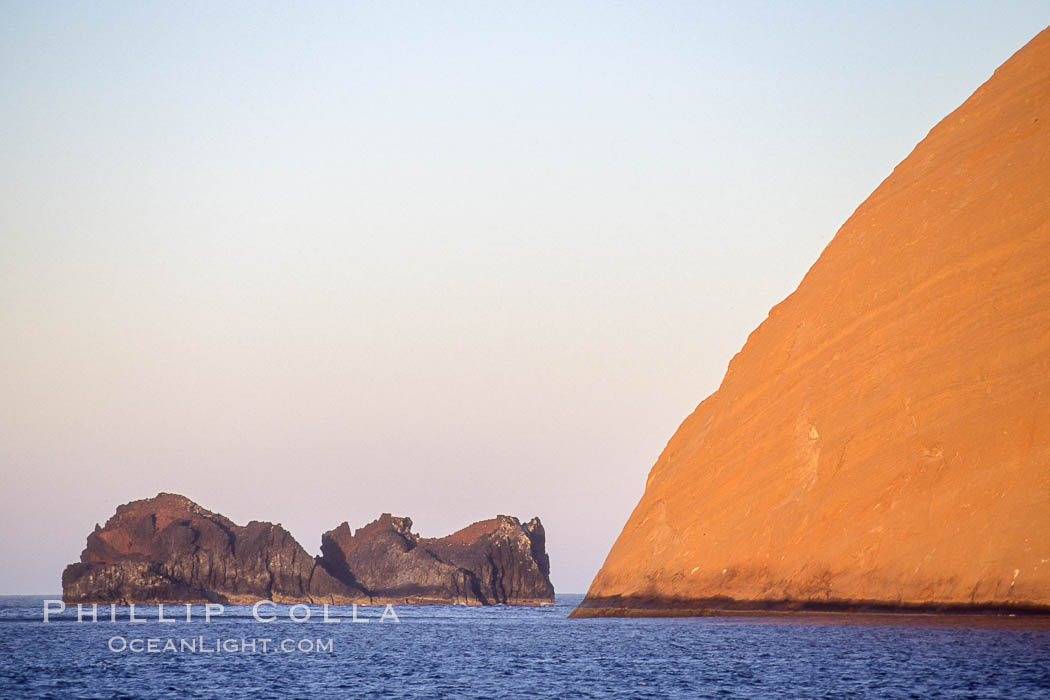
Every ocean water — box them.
[2,594,1049,698]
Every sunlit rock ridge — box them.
[573,27,1050,617]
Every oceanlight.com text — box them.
[107,636,334,654]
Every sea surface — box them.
[2,594,1049,698]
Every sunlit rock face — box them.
[574,27,1050,617]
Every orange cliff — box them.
[573,27,1050,617]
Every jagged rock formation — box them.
[62,493,363,605]
[573,27,1050,618]
[62,493,554,606]
[319,514,553,605]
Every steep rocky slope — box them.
[574,27,1050,617]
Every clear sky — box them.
[2,2,1047,594]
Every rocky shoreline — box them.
[569,595,1050,619]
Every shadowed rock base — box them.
[569,595,1050,619]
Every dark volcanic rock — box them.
[319,514,555,605]
[62,494,556,606]
[62,493,365,605]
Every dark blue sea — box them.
[2,594,1049,698]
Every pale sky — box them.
[2,2,1047,594]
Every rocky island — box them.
[573,27,1050,618]
[62,493,554,606]
[320,513,553,605]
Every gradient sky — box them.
[2,2,1047,594]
